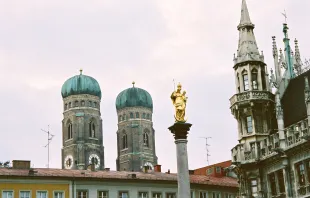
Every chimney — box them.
[28,168,38,176]
[154,165,162,172]
[143,166,148,173]
[166,169,170,174]
[189,170,194,175]
[91,164,95,171]
[12,160,30,169]
[87,164,95,171]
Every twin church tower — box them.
[60,70,158,171]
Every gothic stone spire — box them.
[238,0,254,29]
[234,0,264,66]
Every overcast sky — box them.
[0,0,309,172]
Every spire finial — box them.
[281,10,287,23]
[238,0,253,29]
[80,69,83,75]
[132,81,135,87]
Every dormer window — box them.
[136,112,140,118]
[252,69,258,90]
[130,112,134,119]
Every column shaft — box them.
[175,139,190,198]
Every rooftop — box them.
[0,168,238,188]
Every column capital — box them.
[168,122,192,140]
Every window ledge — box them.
[121,148,128,151]
[89,137,98,140]
[65,139,73,142]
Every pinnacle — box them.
[239,0,253,28]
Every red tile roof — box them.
[0,168,238,188]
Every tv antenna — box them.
[200,137,212,165]
[41,125,55,168]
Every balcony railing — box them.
[230,91,275,107]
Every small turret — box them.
[294,39,302,75]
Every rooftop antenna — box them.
[41,125,55,168]
[200,137,212,165]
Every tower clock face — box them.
[64,155,73,169]
[144,162,154,170]
[89,154,100,169]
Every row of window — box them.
[119,112,152,122]
[249,160,310,197]
[77,191,176,198]
[206,166,222,175]
[2,190,235,198]
[236,68,266,92]
[67,121,97,140]
[64,100,99,110]
[2,191,63,198]
[122,132,149,149]
[199,192,234,198]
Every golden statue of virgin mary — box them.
[170,83,187,122]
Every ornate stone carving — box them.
[230,91,275,107]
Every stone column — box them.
[168,122,192,198]
[276,93,286,148]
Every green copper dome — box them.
[116,84,153,110]
[61,71,101,99]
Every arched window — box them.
[81,100,85,106]
[130,112,134,119]
[143,132,149,147]
[68,102,72,108]
[246,116,253,133]
[89,121,95,138]
[237,73,240,93]
[119,115,122,122]
[136,112,139,118]
[68,123,73,139]
[89,101,92,107]
[93,102,97,108]
[122,134,128,149]
[242,70,249,91]
[75,101,79,107]
[146,114,150,120]
[123,114,126,121]
[142,113,146,119]
[64,104,68,111]
[251,69,258,90]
